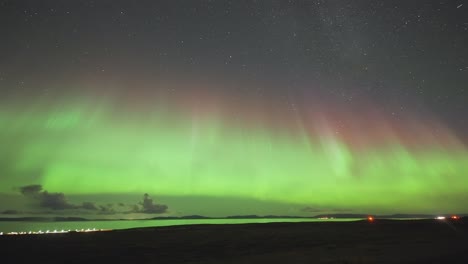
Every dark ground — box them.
[1,219,467,263]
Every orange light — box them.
[367,216,374,221]
[451,215,459,220]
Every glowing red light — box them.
[451,215,459,220]
[367,216,374,222]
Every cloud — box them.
[98,204,115,214]
[81,202,98,210]
[19,184,43,196]
[19,184,77,210]
[41,192,78,210]
[19,184,98,211]
[132,193,168,214]
[130,204,140,212]
[16,185,169,215]
[1,209,20,215]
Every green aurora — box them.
[0,94,467,215]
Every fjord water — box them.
[0,218,361,233]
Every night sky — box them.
[0,0,467,218]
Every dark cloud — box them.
[1,209,20,215]
[19,184,77,210]
[81,202,98,210]
[99,204,115,214]
[40,191,78,210]
[132,193,168,214]
[130,204,140,212]
[19,184,101,211]
[17,185,168,215]
[19,184,43,196]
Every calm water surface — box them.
[0,218,362,233]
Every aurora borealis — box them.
[0,1,467,217]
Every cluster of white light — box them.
[0,228,110,236]
[435,215,461,220]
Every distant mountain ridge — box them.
[0,213,466,222]
[311,213,444,219]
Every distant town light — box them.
[436,216,446,220]
[367,216,374,222]
[1,227,109,236]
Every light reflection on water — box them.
[0,218,362,233]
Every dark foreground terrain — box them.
[1,219,467,263]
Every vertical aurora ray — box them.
[0,91,467,213]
